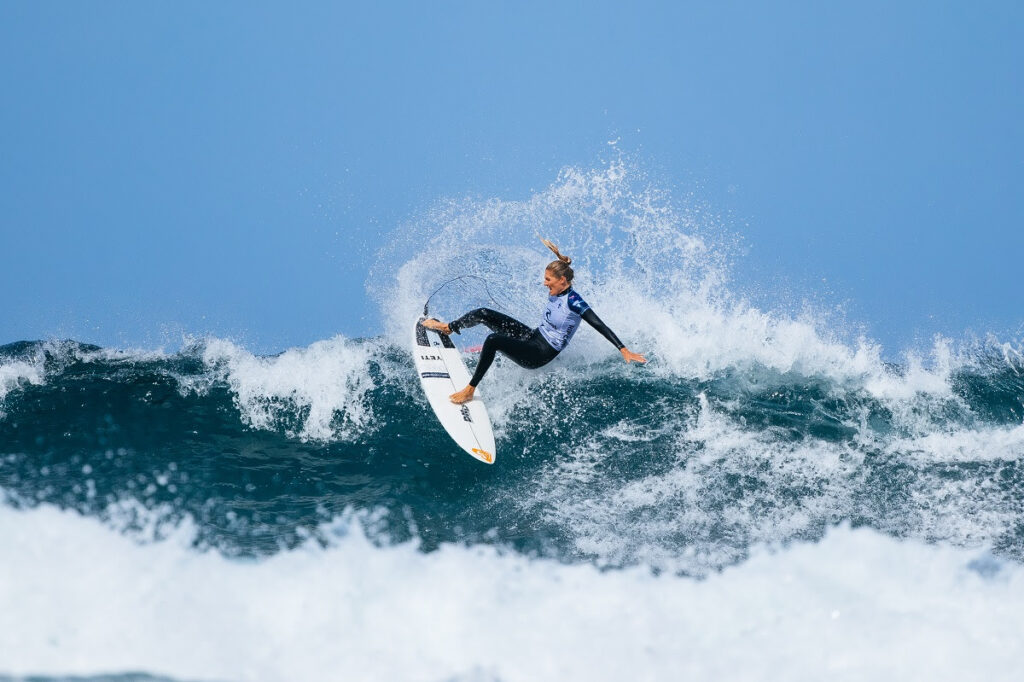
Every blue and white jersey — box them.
[537,288,591,351]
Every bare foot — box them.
[450,385,475,404]
[422,318,452,335]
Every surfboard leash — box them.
[422,275,507,317]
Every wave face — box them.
[2,161,1023,680]
[1,330,1023,574]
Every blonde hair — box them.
[540,237,574,283]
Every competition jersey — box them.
[537,288,591,351]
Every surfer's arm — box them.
[581,309,624,349]
[580,309,647,364]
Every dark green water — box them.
[1,337,1023,576]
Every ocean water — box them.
[2,163,1023,681]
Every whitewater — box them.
[2,161,1023,681]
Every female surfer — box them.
[423,238,647,404]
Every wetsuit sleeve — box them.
[581,308,625,350]
[567,292,591,316]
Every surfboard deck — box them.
[412,317,496,464]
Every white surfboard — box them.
[412,317,497,464]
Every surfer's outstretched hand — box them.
[423,318,452,335]
[620,347,647,364]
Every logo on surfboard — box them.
[472,448,493,463]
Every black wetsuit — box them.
[448,288,624,387]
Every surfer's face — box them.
[544,269,570,296]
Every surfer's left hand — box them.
[620,347,647,364]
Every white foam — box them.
[523,390,1024,574]
[527,393,857,571]
[193,336,381,442]
[1,503,1022,681]
[0,359,44,405]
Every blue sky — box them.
[2,1,1021,354]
